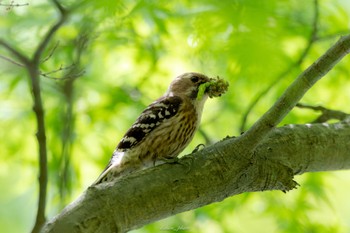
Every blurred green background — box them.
[1,0,350,232]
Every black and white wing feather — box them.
[117,95,183,151]
[93,96,183,184]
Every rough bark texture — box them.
[42,119,350,233]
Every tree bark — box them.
[42,119,350,233]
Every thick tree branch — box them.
[41,119,350,233]
[29,67,48,233]
[238,34,350,152]
[30,1,69,231]
[240,0,320,132]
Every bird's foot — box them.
[192,143,205,153]
[159,156,180,164]
[158,156,194,174]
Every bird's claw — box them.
[159,157,180,164]
[159,156,194,174]
[192,143,205,153]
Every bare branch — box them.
[40,69,85,81]
[0,1,29,11]
[0,54,26,67]
[32,0,67,64]
[41,63,75,75]
[296,103,349,122]
[238,33,350,152]
[30,1,70,232]
[240,0,319,132]
[0,40,30,65]
[51,0,65,15]
[317,30,350,41]
[41,41,60,63]
[38,63,84,81]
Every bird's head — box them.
[167,72,210,100]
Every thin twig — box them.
[0,54,84,80]
[39,63,85,81]
[41,41,60,63]
[32,0,67,64]
[0,40,30,65]
[317,30,350,41]
[40,69,85,80]
[0,54,26,67]
[296,103,349,123]
[0,1,29,11]
[41,63,75,75]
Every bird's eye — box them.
[190,76,199,83]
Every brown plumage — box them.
[93,72,210,184]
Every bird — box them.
[93,72,211,185]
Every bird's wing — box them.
[116,95,183,150]
[92,95,183,185]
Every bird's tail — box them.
[92,164,113,185]
[92,151,124,185]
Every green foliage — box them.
[1,0,350,232]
